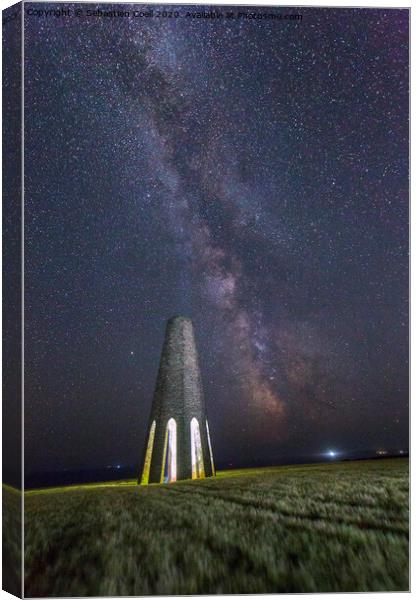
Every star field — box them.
[23,4,408,474]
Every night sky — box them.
[23,4,409,476]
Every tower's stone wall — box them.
[140,316,215,483]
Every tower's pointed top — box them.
[167,315,193,326]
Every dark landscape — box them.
[20,458,409,596]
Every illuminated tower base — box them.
[139,316,215,484]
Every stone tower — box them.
[139,316,215,484]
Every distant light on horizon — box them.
[327,450,337,458]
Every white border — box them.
[0,1,411,600]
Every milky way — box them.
[23,4,409,473]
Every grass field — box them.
[20,458,409,596]
[2,485,22,597]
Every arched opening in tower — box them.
[162,418,177,483]
[141,420,156,485]
[206,420,215,476]
[190,418,205,479]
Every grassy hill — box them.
[20,458,408,596]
